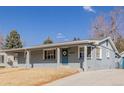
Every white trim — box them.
[99,37,119,55]
[100,47,102,59]
[106,50,110,58]
[78,45,84,59]
[43,48,56,60]
[43,49,45,60]
[84,45,88,71]
[96,46,102,60]
[43,48,56,51]
[87,45,93,59]
[26,50,30,68]
[78,45,93,59]
[78,46,79,59]
[57,48,60,65]
[120,51,124,57]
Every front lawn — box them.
[0,67,78,86]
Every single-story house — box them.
[0,37,120,71]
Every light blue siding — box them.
[18,52,26,64]
[87,40,118,70]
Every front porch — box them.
[1,45,91,71]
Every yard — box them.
[0,67,78,86]
[1,68,124,86]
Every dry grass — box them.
[0,68,25,74]
[0,67,78,86]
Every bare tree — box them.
[91,7,124,53]
[91,15,109,39]
[108,8,124,42]
[115,37,124,53]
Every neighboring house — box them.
[0,37,120,71]
[119,52,124,69]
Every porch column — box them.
[14,53,18,67]
[4,53,8,67]
[84,45,88,71]
[57,48,60,66]
[26,50,30,68]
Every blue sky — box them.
[0,6,121,47]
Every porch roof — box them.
[0,40,99,52]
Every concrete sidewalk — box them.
[46,69,124,86]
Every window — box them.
[78,47,84,59]
[80,47,84,58]
[87,46,92,59]
[0,55,4,63]
[96,47,102,59]
[106,40,109,47]
[78,46,92,60]
[43,49,56,60]
[106,50,110,58]
[14,53,18,61]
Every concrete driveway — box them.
[46,69,124,86]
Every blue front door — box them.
[62,48,68,64]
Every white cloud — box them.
[56,32,65,39]
[56,32,69,42]
[83,6,96,13]
[57,33,62,36]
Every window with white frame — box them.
[96,47,102,59]
[87,46,92,59]
[43,49,56,60]
[78,46,93,60]
[0,55,4,63]
[106,50,110,58]
[78,46,84,59]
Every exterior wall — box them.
[0,52,18,67]
[17,52,26,67]
[87,41,118,70]
[30,50,57,68]
[68,47,81,68]
[16,50,57,68]
[16,47,81,68]
[60,46,81,68]
[6,53,15,67]
[23,47,81,68]
[18,52,25,64]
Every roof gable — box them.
[98,37,119,55]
